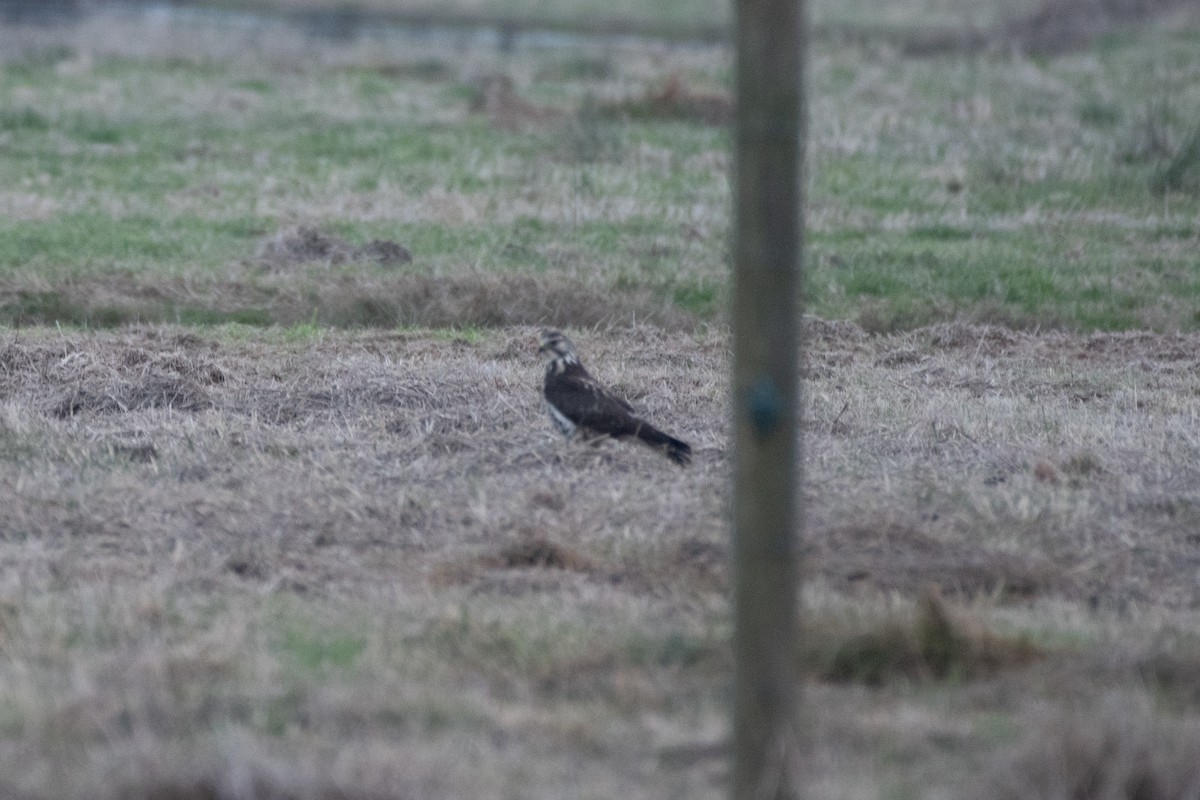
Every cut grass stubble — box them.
[4,322,1200,796]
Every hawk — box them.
[538,328,692,466]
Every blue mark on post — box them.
[746,376,782,438]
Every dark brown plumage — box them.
[538,329,692,466]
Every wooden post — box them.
[731,0,804,795]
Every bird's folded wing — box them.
[545,375,641,437]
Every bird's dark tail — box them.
[635,424,692,466]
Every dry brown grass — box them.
[0,268,699,331]
[4,321,1200,796]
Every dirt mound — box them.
[354,239,412,266]
[256,226,412,269]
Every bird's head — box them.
[538,328,578,364]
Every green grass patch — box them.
[672,281,721,316]
[0,290,133,328]
[272,616,369,675]
[0,107,51,132]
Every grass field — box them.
[1,3,1198,332]
[2,3,1200,798]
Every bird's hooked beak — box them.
[536,328,558,356]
